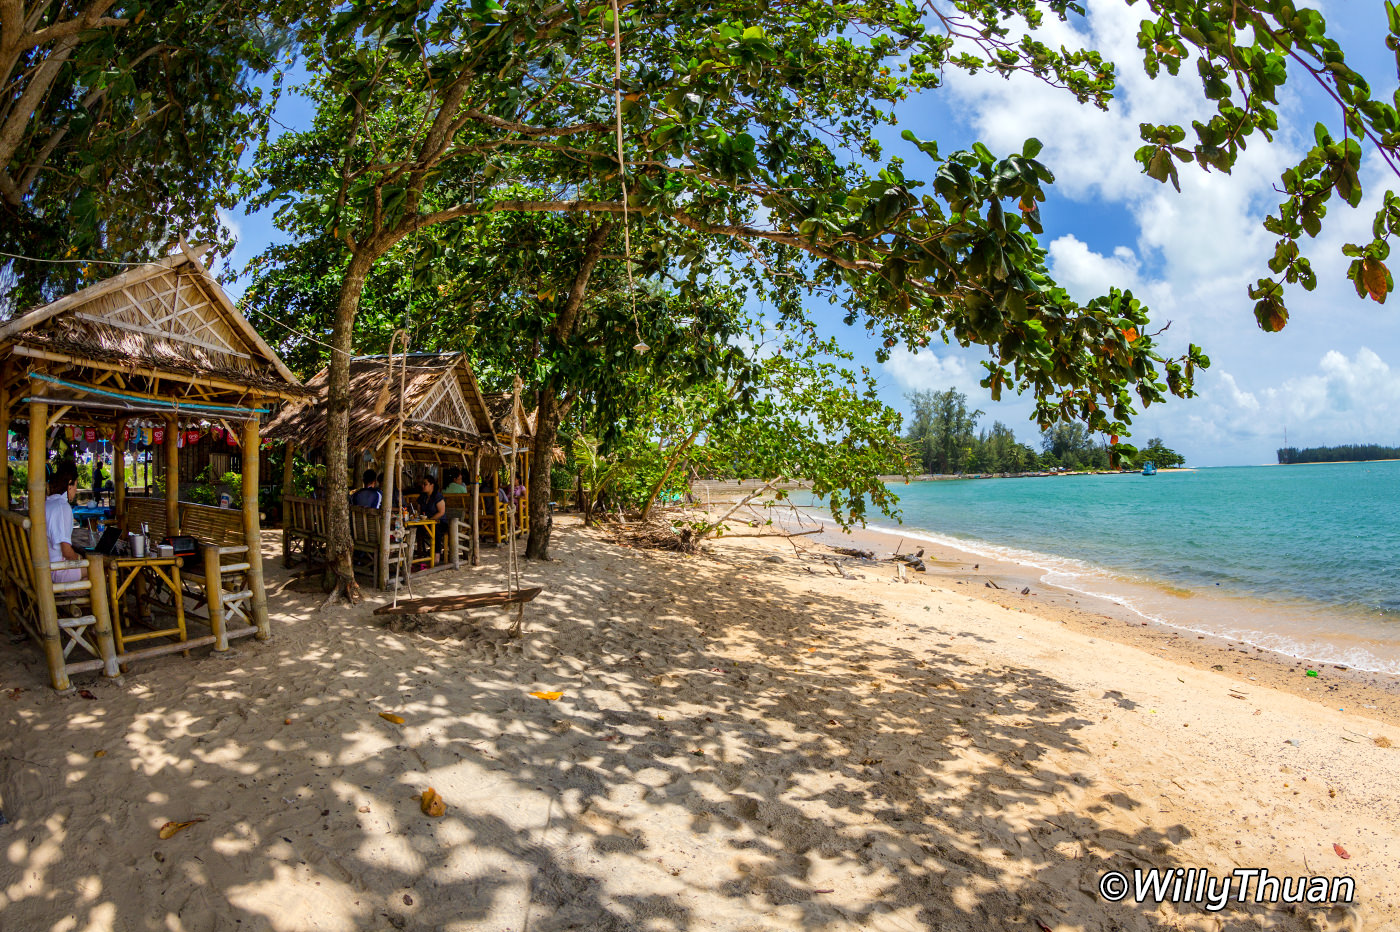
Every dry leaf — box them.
[418,788,446,817]
[528,691,563,701]
[357,805,371,813]
[93,749,106,758]
[1333,843,1351,860]
[158,818,206,839]
[1361,257,1389,303]
[379,712,405,724]
[77,689,97,700]
[1375,736,1392,748]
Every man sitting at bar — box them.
[349,469,382,509]
[45,463,85,583]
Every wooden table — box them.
[403,517,437,570]
[106,555,186,654]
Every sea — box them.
[803,461,1400,674]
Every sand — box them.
[1,516,1396,931]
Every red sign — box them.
[186,430,201,445]
[153,428,164,444]
[84,428,96,442]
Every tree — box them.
[905,388,982,474]
[1132,438,1185,469]
[254,0,1400,583]
[0,0,289,309]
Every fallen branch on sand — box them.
[832,546,874,560]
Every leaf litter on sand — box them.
[418,788,446,817]
[529,691,563,700]
[379,712,405,724]
[158,818,206,839]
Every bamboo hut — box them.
[0,243,309,691]
[264,353,514,586]
[481,390,536,540]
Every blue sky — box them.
[224,0,1399,467]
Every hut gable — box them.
[483,391,533,442]
[0,245,301,393]
[264,353,494,458]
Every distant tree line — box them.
[905,389,1185,474]
[1277,445,1400,464]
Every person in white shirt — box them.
[45,464,84,583]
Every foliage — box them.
[0,0,291,310]
[1278,444,1400,464]
[182,465,243,507]
[1131,437,1186,469]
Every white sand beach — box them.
[1,517,1396,931]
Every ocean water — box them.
[813,462,1400,673]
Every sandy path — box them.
[0,518,1395,931]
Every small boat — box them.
[1141,461,1157,476]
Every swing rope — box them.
[609,0,647,353]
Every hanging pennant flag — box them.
[153,428,164,444]
[123,428,130,441]
[85,428,96,443]
[186,429,201,445]
[211,426,224,442]
[228,431,239,447]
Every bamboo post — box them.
[0,368,10,510]
[470,449,481,566]
[28,399,68,691]
[164,415,179,534]
[377,436,398,590]
[280,444,295,523]
[448,517,461,569]
[113,418,126,532]
[241,416,270,640]
[86,553,119,677]
[204,542,227,651]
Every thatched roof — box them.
[0,243,306,399]
[264,353,496,457]
[482,392,535,441]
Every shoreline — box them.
[686,493,1400,723]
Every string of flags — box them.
[52,422,274,450]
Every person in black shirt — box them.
[349,469,381,509]
[418,474,447,559]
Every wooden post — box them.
[470,449,481,567]
[448,517,461,568]
[0,367,10,510]
[280,444,295,524]
[113,418,126,532]
[164,415,179,534]
[204,543,227,652]
[86,553,119,677]
[28,399,68,691]
[241,416,270,640]
[377,437,398,590]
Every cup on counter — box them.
[158,544,174,558]
[129,534,145,558]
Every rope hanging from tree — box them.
[609,0,647,354]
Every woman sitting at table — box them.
[443,468,469,494]
[418,474,448,559]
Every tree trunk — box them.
[524,385,558,560]
[639,429,701,521]
[323,248,378,603]
[523,223,612,561]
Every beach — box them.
[1,517,1396,931]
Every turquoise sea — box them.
[818,462,1400,674]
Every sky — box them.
[224,0,1400,468]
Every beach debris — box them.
[1375,736,1393,748]
[379,712,405,724]
[1305,669,1319,677]
[763,555,783,564]
[984,580,1002,589]
[833,546,873,560]
[1285,738,1301,747]
[93,749,106,758]
[77,689,97,700]
[1333,843,1351,860]
[529,691,564,700]
[157,818,206,839]
[1020,587,1031,595]
[418,788,446,817]
[4,688,22,700]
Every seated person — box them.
[45,464,85,583]
[349,469,382,508]
[443,467,469,494]
[418,475,448,557]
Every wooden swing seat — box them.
[373,587,542,615]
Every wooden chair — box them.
[178,503,253,633]
[281,495,328,567]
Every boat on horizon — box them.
[1142,461,1157,476]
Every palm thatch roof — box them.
[264,353,497,460]
[0,243,306,400]
[482,392,535,442]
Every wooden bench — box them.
[177,502,253,634]
[282,495,327,568]
[350,504,412,587]
[0,509,117,679]
[124,496,169,540]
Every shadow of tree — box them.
[0,521,1352,931]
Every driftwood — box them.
[374,587,542,615]
[832,546,873,560]
[614,518,701,554]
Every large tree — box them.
[0,0,289,309]
[253,0,1400,588]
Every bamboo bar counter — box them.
[0,244,309,690]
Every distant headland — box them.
[1277,444,1400,464]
